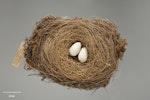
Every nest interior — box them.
[24,15,127,90]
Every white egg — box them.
[69,42,82,56]
[78,47,88,63]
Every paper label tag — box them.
[12,41,25,68]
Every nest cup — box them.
[24,15,127,90]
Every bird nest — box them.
[24,15,127,90]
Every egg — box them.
[69,42,82,56]
[78,47,88,63]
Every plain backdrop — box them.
[0,0,150,100]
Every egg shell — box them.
[69,42,82,56]
[78,47,88,63]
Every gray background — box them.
[0,0,150,100]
